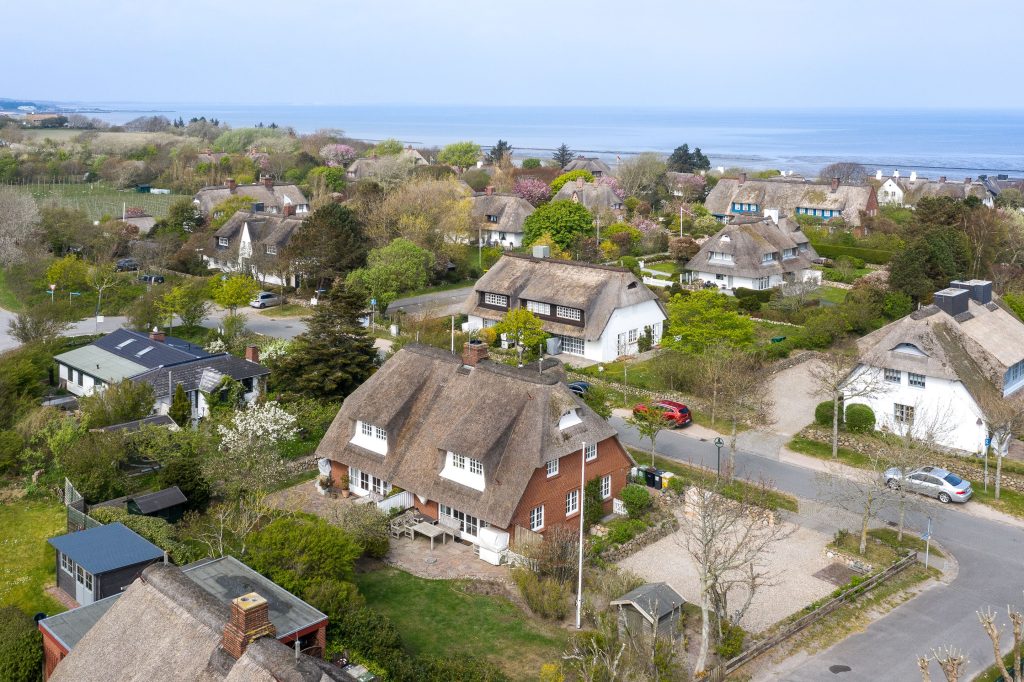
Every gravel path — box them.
[617,513,836,633]
[769,358,826,437]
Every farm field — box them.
[3,181,189,220]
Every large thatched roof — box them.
[315,344,618,527]
[705,177,875,226]
[551,181,623,211]
[209,210,304,257]
[685,216,817,278]
[193,182,307,216]
[465,254,665,341]
[470,193,535,234]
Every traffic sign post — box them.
[713,437,725,481]
[921,517,932,569]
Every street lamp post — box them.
[713,437,724,481]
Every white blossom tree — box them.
[0,188,41,267]
[206,402,298,497]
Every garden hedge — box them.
[815,400,839,426]
[812,243,894,265]
[845,403,876,433]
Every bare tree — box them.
[718,351,774,480]
[627,403,674,469]
[696,342,734,427]
[979,604,1023,682]
[818,162,868,185]
[818,459,889,556]
[977,391,1024,500]
[0,188,41,267]
[918,647,968,682]
[809,350,887,460]
[88,264,122,319]
[181,494,272,558]
[676,482,792,674]
[563,611,684,682]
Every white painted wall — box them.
[878,178,904,206]
[845,365,988,454]
[593,299,666,362]
[689,267,820,292]
[483,229,523,249]
[59,363,101,397]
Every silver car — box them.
[883,465,973,504]
[249,291,284,309]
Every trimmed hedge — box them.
[0,606,43,681]
[620,484,652,519]
[812,243,894,264]
[734,287,773,303]
[845,404,876,433]
[815,400,839,426]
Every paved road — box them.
[612,417,1024,682]
[386,286,474,319]
[59,306,308,342]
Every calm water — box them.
[76,103,1024,177]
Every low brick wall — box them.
[599,515,679,563]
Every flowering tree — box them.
[319,143,357,167]
[631,217,660,235]
[596,176,626,200]
[207,402,298,497]
[673,173,707,202]
[512,177,551,206]
[217,402,298,453]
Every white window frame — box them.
[600,474,612,499]
[557,335,585,356]
[884,368,901,384]
[908,372,926,388]
[546,459,559,477]
[352,420,388,455]
[265,244,277,255]
[525,300,551,316]
[556,306,582,321]
[529,505,544,531]
[894,403,915,424]
[585,443,597,462]
[218,237,229,247]
[469,458,483,476]
[484,292,509,307]
[566,489,579,516]
[61,552,74,574]
[453,453,466,469]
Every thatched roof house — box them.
[207,210,303,265]
[704,174,877,226]
[470,190,535,248]
[876,173,993,207]
[317,343,634,543]
[562,156,613,177]
[193,177,309,217]
[552,178,624,212]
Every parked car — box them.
[568,381,591,396]
[811,257,834,267]
[249,291,284,309]
[138,274,165,284]
[115,258,139,272]
[883,466,973,504]
[632,400,692,427]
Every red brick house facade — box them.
[318,342,634,549]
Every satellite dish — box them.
[317,459,332,476]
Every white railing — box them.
[376,490,413,514]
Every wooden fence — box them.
[705,552,919,681]
[376,490,413,514]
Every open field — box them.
[2,181,189,220]
[13,129,184,152]
[355,567,567,681]
[0,495,67,616]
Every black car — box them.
[568,381,591,396]
[116,258,139,272]
[138,274,165,284]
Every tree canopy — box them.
[486,139,512,164]
[345,238,434,310]
[663,290,754,354]
[437,141,482,170]
[522,200,593,250]
[550,169,594,194]
[285,203,368,287]
[667,144,711,173]
[493,308,547,365]
[552,144,573,168]
[210,274,260,312]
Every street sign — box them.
[370,298,377,306]
[713,437,725,447]
[920,532,931,541]
[985,437,992,447]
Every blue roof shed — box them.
[48,522,164,575]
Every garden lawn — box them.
[812,286,850,305]
[0,268,24,312]
[355,567,567,681]
[0,496,67,616]
[259,303,309,318]
[646,262,676,275]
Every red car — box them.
[632,400,692,427]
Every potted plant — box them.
[316,473,333,496]
[339,474,351,498]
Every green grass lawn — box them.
[259,303,310,318]
[0,497,67,616]
[571,356,663,392]
[355,567,567,680]
[812,286,850,305]
[12,182,190,220]
[0,268,24,312]
[646,262,677,275]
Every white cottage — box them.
[875,170,994,208]
[204,209,304,286]
[684,215,821,291]
[465,253,666,362]
[847,280,1024,454]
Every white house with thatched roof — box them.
[465,253,667,361]
[470,189,534,249]
[204,209,304,286]
[552,178,625,213]
[316,342,635,552]
[193,176,308,217]
[684,215,820,291]
[846,280,1024,454]
[705,174,877,226]
[875,170,994,208]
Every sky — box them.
[4,0,1024,109]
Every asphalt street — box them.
[385,285,474,319]
[612,416,1024,681]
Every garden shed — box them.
[610,582,685,639]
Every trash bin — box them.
[643,468,657,488]
[651,471,663,489]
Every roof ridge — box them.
[502,252,632,274]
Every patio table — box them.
[411,521,451,550]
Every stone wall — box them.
[600,515,679,563]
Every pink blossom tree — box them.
[596,176,626,200]
[319,143,357,167]
[513,177,551,206]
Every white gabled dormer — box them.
[558,408,582,430]
[440,451,485,491]
[351,420,388,455]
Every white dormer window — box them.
[546,459,559,477]
[556,306,582,321]
[265,244,277,255]
[440,451,485,491]
[708,251,733,263]
[559,408,583,430]
[721,235,731,243]
[218,237,229,247]
[761,252,776,264]
[1005,360,1024,396]
[525,300,551,316]
[352,420,388,455]
[484,292,509,307]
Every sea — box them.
[63,103,1024,179]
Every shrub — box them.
[605,518,649,545]
[845,403,876,433]
[0,606,43,681]
[815,400,838,426]
[620,484,652,519]
[583,477,604,529]
[246,514,362,595]
[716,621,746,659]
[157,454,211,512]
[550,169,594,193]
[334,503,390,559]
[462,168,490,191]
[330,605,405,668]
[511,568,571,620]
[0,429,22,475]
[412,655,510,682]
[521,158,542,169]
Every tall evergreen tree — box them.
[273,286,377,400]
[284,204,368,290]
[487,139,512,164]
[169,383,191,427]
[552,143,573,168]
[667,143,711,173]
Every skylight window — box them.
[135,347,153,357]
[115,339,135,349]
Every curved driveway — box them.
[613,416,1024,681]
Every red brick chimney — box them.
[226,178,237,192]
[282,204,296,217]
[149,327,165,343]
[462,340,489,367]
[261,175,274,190]
[830,176,840,192]
[245,345,260,364]
[484,185,494,196]
[738,172,747,185]
[222,593,276,659]
[576,177,585,189]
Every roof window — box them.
[135,347,153,358]
[115,339,135,349]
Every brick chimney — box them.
[222,593,276,660]
[462,340,489,367]
[282,204,296,217]
[738,172,747,185]
[261,175,274,190]
[576,177,585,189]
[484,185,494,196]
[830,176,840,192]
[245,345,260,364]
[149,327,165,343]
[226,178,237,192]
[939,176,946,184]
